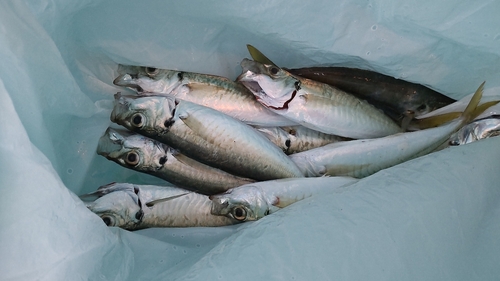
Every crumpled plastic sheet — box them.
[1,0,500,280]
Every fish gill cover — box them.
[1,0,500,280]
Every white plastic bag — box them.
[2,1,500,280]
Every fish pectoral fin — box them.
[79,182,130,201]
[177,109,209,138]
[145,192,191,207]
[171,150,204,167]
[246,44,278,67]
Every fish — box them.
[255,126,348,154]
[209,177,358,221]
[289,82,486,178]
[113,65,296,127]
[96,127,254,195]
[110,93,304,180]
[237,58,402,139]
[246,44,456,124]
[449,115,500,145]
[80,182,239,230]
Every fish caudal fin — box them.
[411,82,493,130]
[461,81,485,125]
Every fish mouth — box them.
[113,74,144,92]
[238,78,263,95]
[237,70,270,106]
[239,58,265,75]
[96,127,130,157]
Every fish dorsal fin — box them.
[145,192,191,207]
[247,45,278,67]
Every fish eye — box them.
[232,206,247,221]
[131,113,144,128]
[101,216,115,226]
[416,104,428,113]
[159,156,167,165]
[135,209,144,221]
[145,67,159,76]
[125,151,140,166]
[269,66,280,75]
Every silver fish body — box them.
[449,115,500,145]
[289,83,485,178]
[96,127,254,195]
[210,177,358,221]
[256,125,347,154]
[237,58,402,139]
[110,94,304,180]
[81,182,238,230]
[113,65,296,127]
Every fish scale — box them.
[289,79,401,138]
[174,100,305,180]
[256,126,346,154]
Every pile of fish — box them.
[80,45,500,230]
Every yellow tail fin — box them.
[410,82,497,130]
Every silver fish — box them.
[96,127,254,195]
[449,115,500,145]
[237,58,402,139]
[256,126,347,154]
[80,182,238,229]
[210,177,358,221]
[289,82,485,178]
[113,65,296,127]
[110,93,304,180]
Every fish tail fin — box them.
[460,81,485,125]
[410,82,492,130]
[410,112,461,129]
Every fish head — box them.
[237,58,298,110]
[110,93,177,135]
[80,183,145,230]
[97,127,169,171]
[113,65,182,94]
[209,186,271,221]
